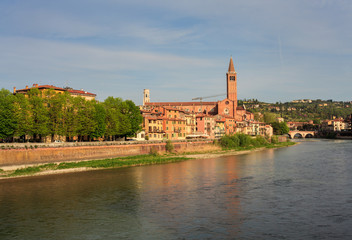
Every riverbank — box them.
[0,141,296,180]
[0,140,219,167]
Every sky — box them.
[0,0,351,104]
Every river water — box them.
[1,139,352,239]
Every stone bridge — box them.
[288,130,316,139]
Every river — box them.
[1,139,352,239]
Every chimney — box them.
[26,85,28,89]
[13,87,16,94]
[36,84,38,87]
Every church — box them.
[139,57,263,140]
[144,57,253,120]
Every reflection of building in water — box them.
[140,58,272,140]
[134,156,243,237]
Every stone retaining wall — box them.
[0,141,220,167]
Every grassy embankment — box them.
[0,154,191,178]
[0,136,295,178]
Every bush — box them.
[149,147,159,156]
[271,135,279,144]
[254,135,268,146]
[238,133,251,147]
[219,135,237,148]
[220,133,275,149]
[165,140,174,152]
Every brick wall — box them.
[0,141,220,167]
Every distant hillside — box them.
[239,99,352,122]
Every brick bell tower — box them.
[227,57,237,109]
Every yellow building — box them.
[14,84,96,100]
[144,116,164,140]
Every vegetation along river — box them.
[0,139,352,239]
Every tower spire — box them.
[228,56,235,73]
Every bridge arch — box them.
[293,133,303,139]
[305,133,314,138]
[288,131,316,139]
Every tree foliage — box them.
[0,89,17,139]
[271,122,290,135]
[219,133,269,149]
[0,89,142,142]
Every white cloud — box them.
[0,37,221,102]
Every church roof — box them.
[228,57,235,73]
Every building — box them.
[140,57,258,140]
[321,119,350,132]
[13,84,96,100]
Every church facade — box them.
[140,57,271,140]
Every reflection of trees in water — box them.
[0,169,141,238]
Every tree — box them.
[27,88,50,141]
[263,112,278,123]
[13,93,32,141]
[103,97,122,140]
[46,90,70,141]
[0,89,17,140]
[124,100,142,137]
[116,100,131,138]
[73,97,96,141]
[90,102,106,139]
[254,112,263,121]
[271,122,289,135]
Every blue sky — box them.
[1,0,351,104]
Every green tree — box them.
[124,100,143,137]
[254,112,263,122]
[103,97,121,140]
[46,90,71,141]
[27,89,50,141]
[271,122,289,135]
[13,93,32,141]
[73,97,96,141]
[90,102,106,139]
[263,112,278,123]
[116,101,131,138]
[0,89,17,140]
[65,102,78,141]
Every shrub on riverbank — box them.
[219,133,273,149]
[165,140,174,152]
[219,133,270,149]
[271,135,279,144]
[149,147,159,156]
